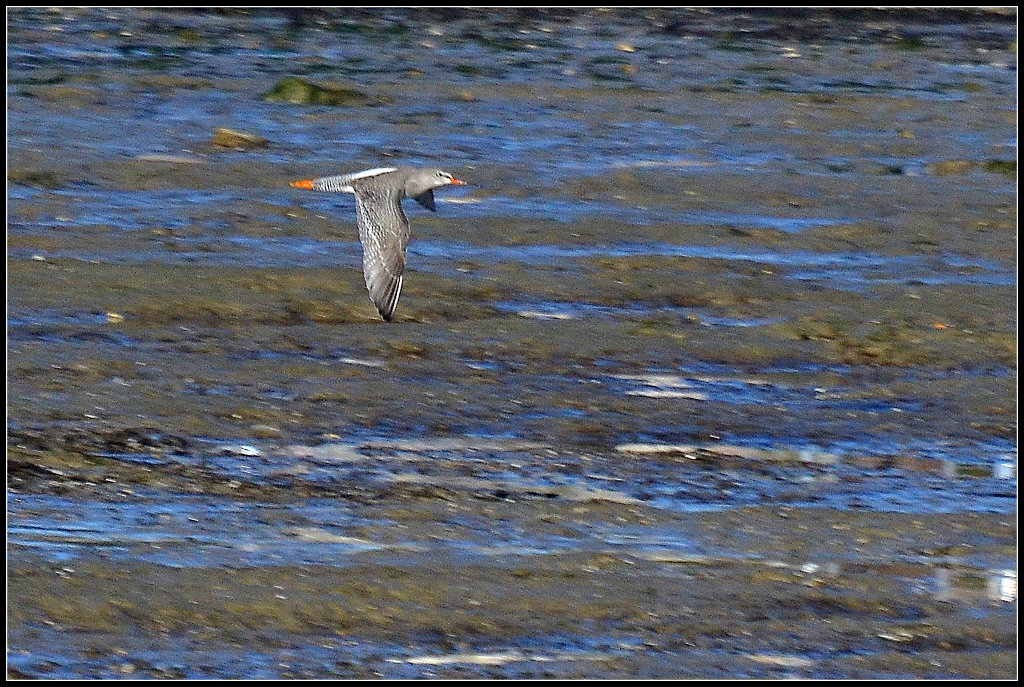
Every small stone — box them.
[210,128,269,150]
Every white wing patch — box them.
[346,167,399,181]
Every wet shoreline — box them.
[7,7,1017,679]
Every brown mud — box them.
[7,7,1017,679]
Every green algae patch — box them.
[984,159,1016,179]
[930,159,1018,180]
[263,77,390,106]
[928,160,978,176]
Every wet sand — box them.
[7,8,1017,679]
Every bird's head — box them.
[405,168,466,198]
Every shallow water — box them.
[7,7,1017,680]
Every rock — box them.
[209,128,269,150]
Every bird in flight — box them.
[291,166,466,322]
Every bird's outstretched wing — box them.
[300,167,399,193]
[354,188,409,322]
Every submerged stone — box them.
[209,127,270,150]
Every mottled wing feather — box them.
[311,167,399,193]
[354,188,409,322]
[310,175,354,193]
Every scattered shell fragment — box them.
[135,153,206,164]
[615,443,840,465]
[747,653,815,668]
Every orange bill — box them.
[290,179,314,189]
[449,177,467,186]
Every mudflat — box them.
[8,8,1016,679]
